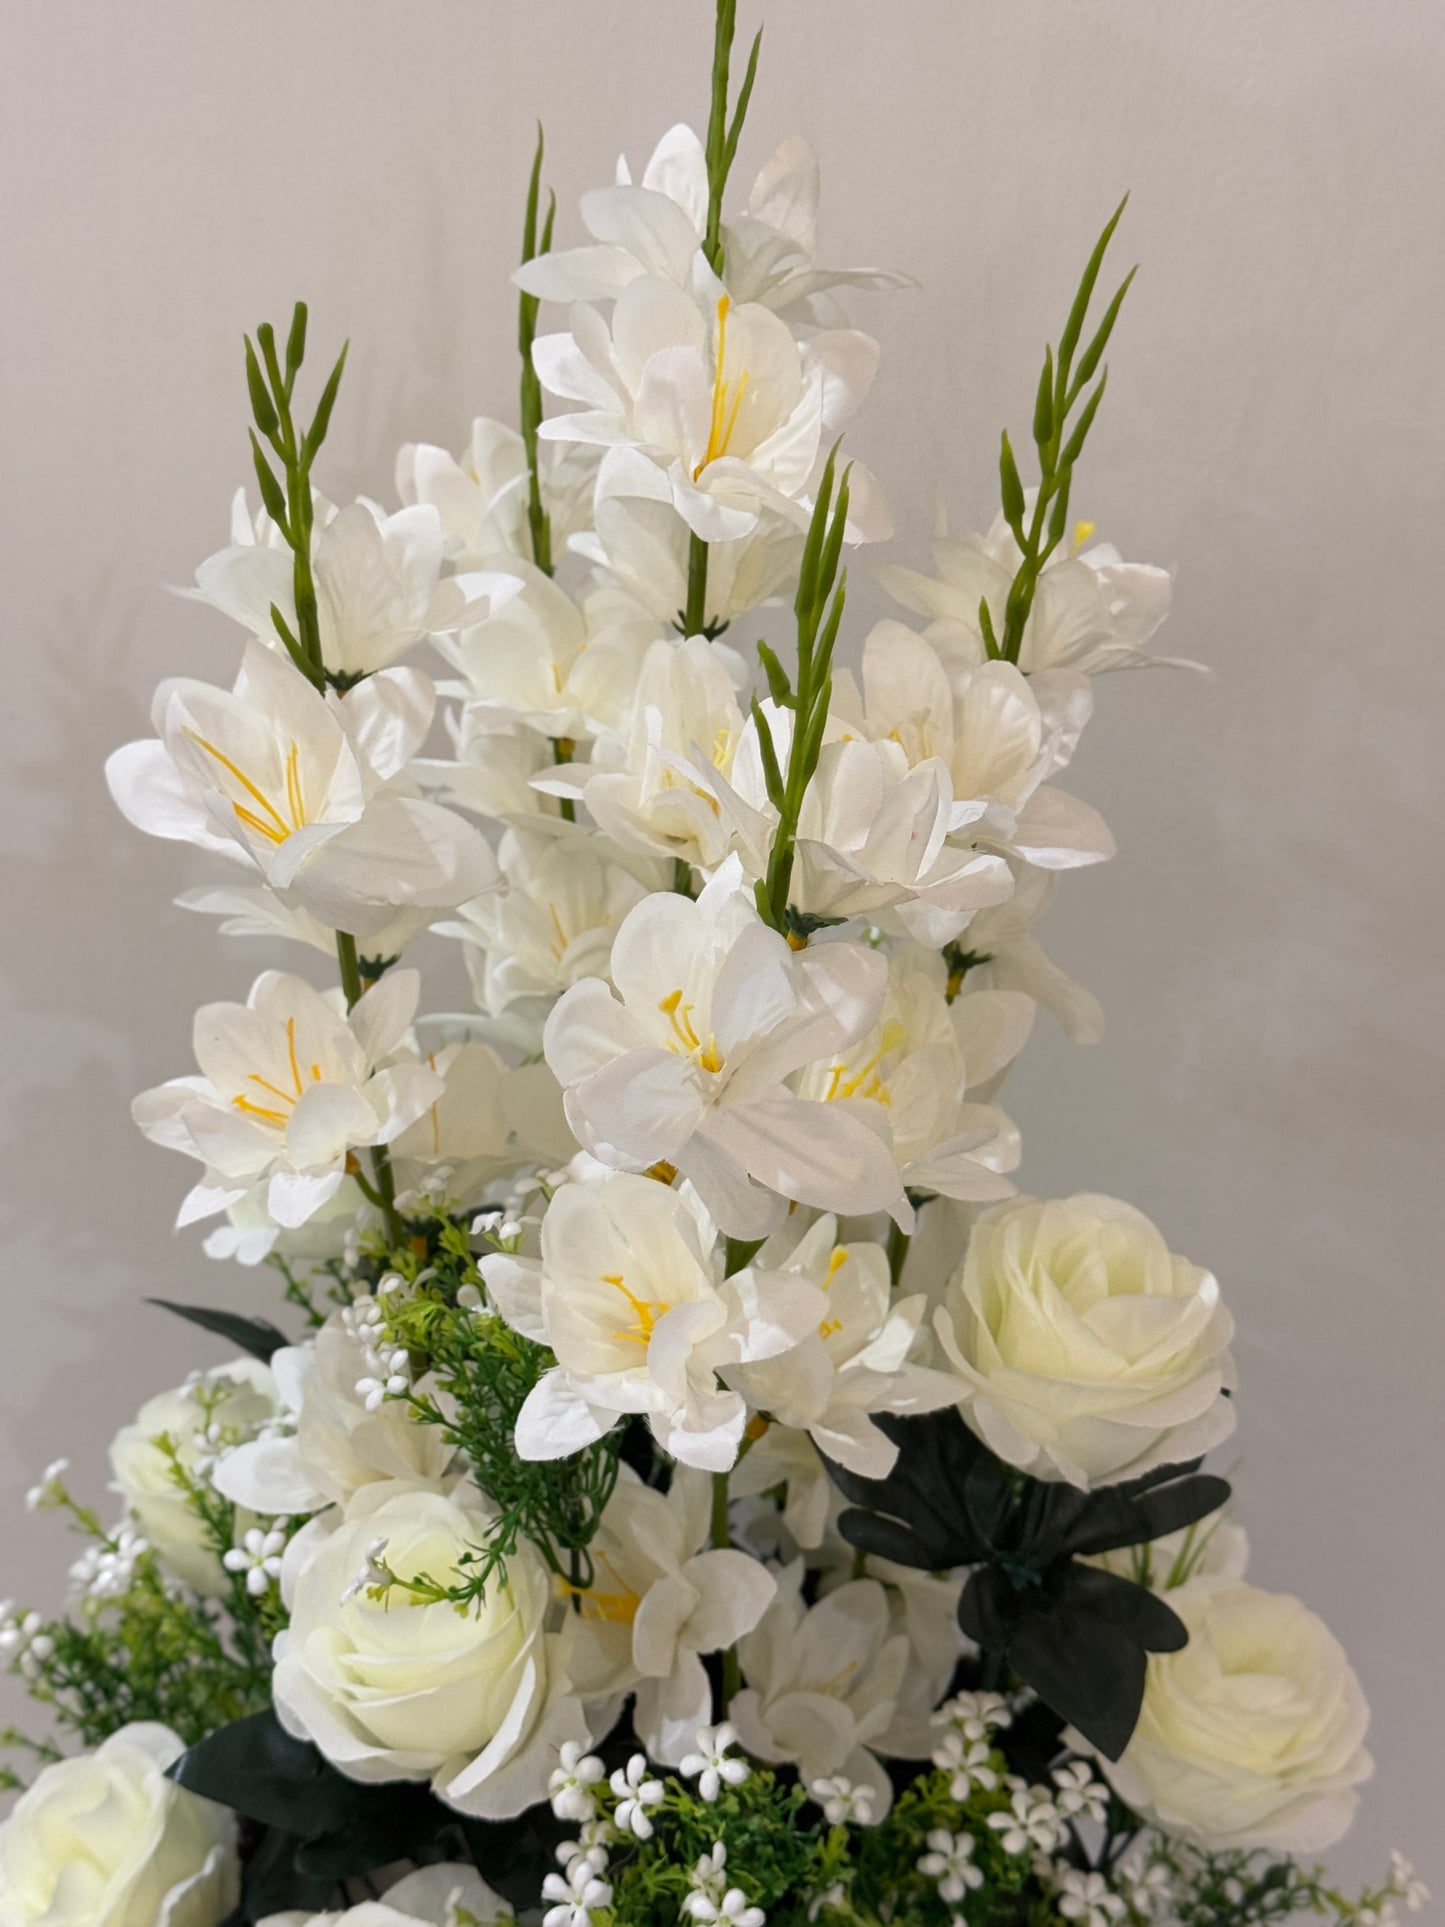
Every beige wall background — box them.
[2,0,1441,1891]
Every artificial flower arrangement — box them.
[0,6,1426,1926]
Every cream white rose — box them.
[935,1194,1236,1486]
[1095,1579,1373,1852]
[273,1478,587,1819]
[0,1722,238,1927]
[109,1359,281,1592]
[259,1862,510,1926]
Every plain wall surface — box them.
[2,0,1441,1889]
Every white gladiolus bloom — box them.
[0,1723,238,1927]
[576,453,803,633]
[417,706,566,828]
[438,826,663,1025]
[397,413,596,567]
[831,623,1114,874]
[876,502,1178,676]
[1091,1580,1373,1852]
[433,559,656,744]
[951,865,1105,1045]
[131,968,442,1230]
[196,498,522,679]
[543,856,905,1237]
[729,1564,910,1819]
[109,1358,281,1594]
[724,1216,959,1477]
[106,640,497,939]
[533,276,884,543]
[483,1173,825,1471]
[935,1194,1238,1487]
[538,635,751,871]
[515,123,910,327]
[273,1479,588,1818]
[791,946,1027,1205]
[565,1468,777,1764]
[388,1037,577,1208]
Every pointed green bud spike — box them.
[1057,193,1129,388]
[724,28,763,172]
[757,639,794,708]
[999,431,1026,539]
[249,430,288,527]
[978,596,1001,660]
[540,188,557,255]
[285,303,308,384]
[255,320,285,404]
[244,338,278,439]
[750,695,786,807]
[303,341,349,462]
[1033,344,1054,451]
[522,125,545,263]
[1070,265,1137,401]
[1060,368,1108,468]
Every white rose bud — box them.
[1094,1579,1373,1852]
[934,1194,1236,1486]
[109,1359,281,1593]
[272,1478,588,1819]
[0,1722,237,1925]
[257,1860,509,1926]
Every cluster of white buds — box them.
[68,1524,149,1603]
[610,1752,665,1839]
[985,1781,1066,1857]
[1054,1868,1127,1926]
[0,1603,51,1677]
[549,1740,607,1822]
[347,1278,418,1410]
[679,1722,750,1802]
[1389,1851,1430,1913]
[808,1775,876,1827]
[916,1827,984,1903]
[542,1839,612,1927]
[24,1459,70,1513]
[339,1533,391,1604]
[222,1525,288,1597]
[1051,1759,1109,1824]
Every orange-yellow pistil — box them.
[231,1016,322,1125]
[693,295,750,479]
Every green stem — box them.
[551,736,576,822]
[683,531,710,635]
[336,932,404,1245]
[885,1218,910,1289]
[519,128,555,577]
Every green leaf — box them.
[303,340,349,463]
[1056,192,1128,390]
[147,1299,289,1362]
[248,430,288,528]
[999,429,1026,540]
[540,186,557,254]
[284,302,308,388]
[521,123,545,264]
[167,1711,355,1836]
[756,639,793,707]
[795,441,839,627]
[244,338,278,439]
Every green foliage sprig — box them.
[983,199,1135,667]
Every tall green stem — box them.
[335,933,403,1246]
[683,533,710,635]
[519,126,556,578]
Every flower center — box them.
[184,729,307,846]
[820,1020,908,1105]
[231,1016,322,1125]
[601,1272,671,1349]
[559,1550,640,1626]
[658,989,725,1073]
[694,294,751,479]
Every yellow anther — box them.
[658,989,723,1071]
[1073,519,1097,551]
[694,295,751,479]
[819,1317,844,1340]
[602,1272,669,1349]
[557,1553,640,1625]
[825,1247,849,1284]
[645,1160,679,1185]
[183,729,308,846]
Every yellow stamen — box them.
[658,989,724,1074]
[1073,519,1096,552]
[601,1272,669,1348]
[285,1016,303,1097]
[694,295,751,479]
[183,728,308,846]
[557,1552,640,1625]
[819,1317,844,1340]
[645,1160,679,1185]
[547,903,570,963]
[824,1247,849,1285]
[231,1095,290,1124]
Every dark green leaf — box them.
[147,1299,290,1362]
[828,1408,1000,1570]
[167,1711,355,1837]
[294,1783,441,1875]
[1060,1472,1232,1560]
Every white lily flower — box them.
[832,622,1114,873]
[396,415,596,567]
[729,1562,909,1820]
[484,1172,826,1470]
[433,557,657,743]
[533,276,884,543]
[131,967,442,1229]
[436,825,663,1023]
[726,1217,959,1478]
[389,1036,577,1208]
[196,499,523,679]
[106,639,497,939]
[876,501,1180,676]
[538,635,749,871]
[575,447,804,633]
[950,865,1104,1045]
[415,707,566,828]
[516,123,910,327]
[792,946,1023,1205]
[543,856,904,1237]
[564,1467,777,1764]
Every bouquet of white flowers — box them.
[0,7,1426,1926]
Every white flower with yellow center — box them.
[533,276,883,542]
[876,500,1179,677]
[131,967,442,1230]
[107,639,497,939]
[791,946,1026,1206]
[564,1468,776,1764]
[196,498,522,679]
[482,1172,824,1472]
[273,1478,588,1819]
[542,856,904,1237]
[724,1216,958,1477]
[729,1562,910,1820]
